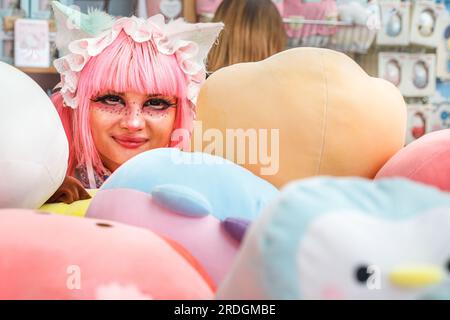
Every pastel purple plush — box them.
[221,218,251,243]
[86,188,248,285]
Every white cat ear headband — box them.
[51,1,224,109]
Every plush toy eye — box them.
[446,260,450,273]
[355,265,371,284]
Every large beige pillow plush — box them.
[196,48,406,187]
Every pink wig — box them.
[52,31,192,178]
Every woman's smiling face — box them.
[89,91,177,172]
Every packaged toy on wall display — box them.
[378,52,436,98]
[377,0,410,46]
[404,53,436,97]
[406,103,433,143]
[378,51,405,89]
[410,0,446,47]
[429,81,450,131]
[437,14,450,80]
[429,101,450,130]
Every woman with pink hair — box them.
[51,2,223,189]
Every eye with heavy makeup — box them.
[91,92,178,113]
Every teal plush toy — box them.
[100,148,279,220]
[217,177,450,299]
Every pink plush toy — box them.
[86,188,249,285]
[0,209,214,299]
[196,0,283,16]
[284,0,338,37]
[375,130,450,192]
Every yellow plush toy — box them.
[196,48,406,187]
[39,190,97,218]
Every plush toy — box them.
[0,62,68,209]
[100,148,279,220]
[196,48,406,188]
[39,189,97,218]
[331,1,379,52]
[338,1,371,25]
[375,129,450,192]
[0,209,214,299]
[284,0,338,38]
[217,177,450,299]
[86,188,250,285]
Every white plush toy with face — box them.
[0,62,68,209]
[217,177,450,300]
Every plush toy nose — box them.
[389,266,443,289]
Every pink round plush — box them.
[375,130,450,192]
[86,188,244,285]
[0,209,214,300]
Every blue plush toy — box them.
[100,148,279,220]
[217,177,450,299]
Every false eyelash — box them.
[144,98,178,110]
[91,94,123,103]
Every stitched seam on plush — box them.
[317,50,328,174]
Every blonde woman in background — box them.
[207,0,287,73]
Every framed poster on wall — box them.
[14,18,50,67]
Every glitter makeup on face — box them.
[91,93,177,119]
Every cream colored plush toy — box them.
[196,48,406,187]
[0,62,68,208]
